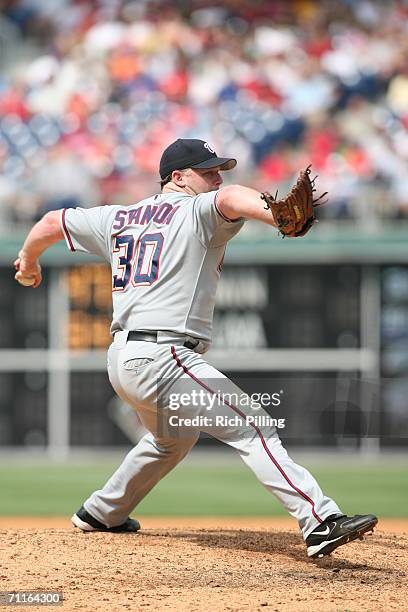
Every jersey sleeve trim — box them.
[60,208,75,252]
[214,190,242,223]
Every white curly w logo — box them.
[204,142,215,154]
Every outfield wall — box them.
[1,226,408,455]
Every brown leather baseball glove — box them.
[260,166,327,238]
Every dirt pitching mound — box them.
[1,521,407,611]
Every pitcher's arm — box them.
[14,210,64,288]
[216,185,277,226]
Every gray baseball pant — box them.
[85,334,341,538]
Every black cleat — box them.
[306,513,378,558]
[71,505,140,533]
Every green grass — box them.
[0,460,406,517]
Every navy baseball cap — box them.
[159,138,237,179]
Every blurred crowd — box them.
[0,0,408,225]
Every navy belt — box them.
[127,330,199,351]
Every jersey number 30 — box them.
[112,233,164,291]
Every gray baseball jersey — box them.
[60,191,245,343]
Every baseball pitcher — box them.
[14,138,377,558]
